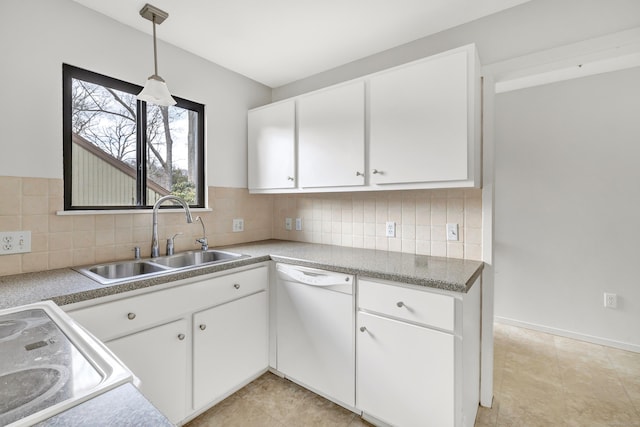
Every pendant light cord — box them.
[152,14,158,76]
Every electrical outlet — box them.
[232,218,244,232]
[446,223,459,241]
[385,221,396,237]
[604,292,617,309]
[285,218,293,231]
[0,231,31,255]
[295,218,302,231]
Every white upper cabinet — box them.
[247,44,480,194]
[369,47,476,186]
[248,100,296,190]
[298,81,365,188]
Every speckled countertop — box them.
[35,384,173,427]
[0,240,483,310]
[228,240,483,292]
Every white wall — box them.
[273,0,640,100]
[0,0,271,188]
[494,67,640,350]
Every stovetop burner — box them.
[0,308,101,426]
[0,365,69,415]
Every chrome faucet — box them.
[151,195,193,257]
[195,216,208,250]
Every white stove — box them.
[0,301,135,426]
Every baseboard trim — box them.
[494,316,640,353]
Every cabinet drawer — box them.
[69,266,267,341]
[358,279,455,332]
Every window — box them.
[62,64,205,210]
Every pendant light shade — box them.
[137,4,176,106]
[138,75,176,106]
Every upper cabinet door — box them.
[369,48,471,185]
[298,81,365,188]
[248,100,296,190]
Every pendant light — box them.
[137,3,176,106]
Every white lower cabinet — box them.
[107,319,188,424]
[66,265,269,425]
[193,291,268,410]
[357,277,480,427]
[357,312,454,427]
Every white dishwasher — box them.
[275,263,355,408]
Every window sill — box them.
[56,208,213,216]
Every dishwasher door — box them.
[275,263,355,408]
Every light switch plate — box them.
[446,223,459,241]
[295,218,302,231]
[285,218,293,231]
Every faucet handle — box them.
[195,237,209,251]
[166,233,182,256]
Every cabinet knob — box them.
[199,324,207,331]
[360,326,367,333]
[372,169,382,175]
[396,301,405,308]
[178,333,185,341]
[233,283,240,289]
[127,312,136,320]
[287,176,294,181]
[356,171,364,177]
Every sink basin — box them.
[151,249,246,269]
[89,260,169,279]
[74,260,172,285]
[74,250,247,285]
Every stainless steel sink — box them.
[74,250,247,285]
[151,249,245,269]
[74,260,172,285]
[89,260,170,279]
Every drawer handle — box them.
[396,301,405,308]
[127,312,136,320]
[359,326,367,333]
[199,324,207,331]
[178,333,185,341]
[233,283,240,289]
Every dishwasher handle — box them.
[276,264,351,287]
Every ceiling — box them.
[71,0,531,88]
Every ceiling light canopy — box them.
[137,3,176,106]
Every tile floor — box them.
[186,323,640,427]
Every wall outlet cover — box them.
[604,292,617,309]
[385,221,396,237]
[232,218,244,232]
[0,231,32,255]
[295,218,302,231]
[285,218,293,231]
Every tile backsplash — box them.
[0,176,481,277]
[272,189,482,260]
[0,177,272,276]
